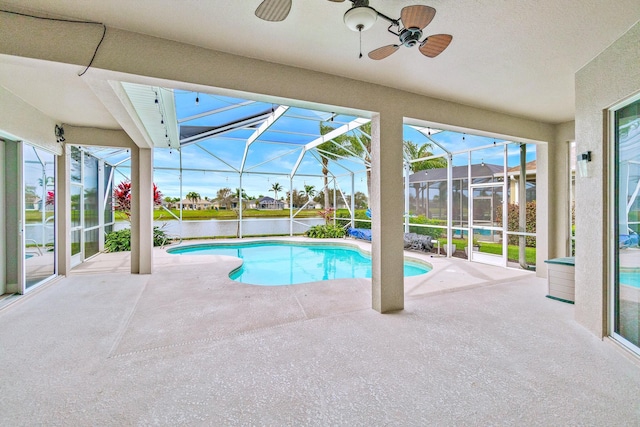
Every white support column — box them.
[98,158,105,252]
[502,144,509,267]
[519,143,527,268]
[56,145,71,276]
[370,112,404,313]
[289,176,294,236]
[333,176,338,225]
[446,153,453,256]
[404,163,410,233]
[130,147,153,274]
[536,141,551,277]
[351,173,356,229]
[239,173,243,238]
[468,151,473,254]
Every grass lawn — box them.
[25,211,54,224]
[480,242,536,265]
[446,238,536,265]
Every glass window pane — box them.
[84,228,99,258]
[71,230,82,256]
[473,187,503,227]
[71,185,82,228]
[70,146,82,183]
[84,154,99,228]
[104,164,113,225]
[23,144,56,288]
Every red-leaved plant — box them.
[45,191,55,207]
[113,181,163,219]
[317,207,335,225]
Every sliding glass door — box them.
[613,96,640,353]
[23,143,56,290]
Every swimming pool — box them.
[168,241,431,286]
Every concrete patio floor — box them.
[1,238,640,425]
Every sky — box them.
[107,91,536,201]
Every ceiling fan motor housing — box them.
[400,27,423,47]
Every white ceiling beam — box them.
[304,117,370,151]
[83,78,154,149]
[240,105,289,173]
[178,100,255,123]
[290,149,307,177]
[247,105,289,146]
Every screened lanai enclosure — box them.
[75,83,537,270]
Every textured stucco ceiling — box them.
[1,0,639,128]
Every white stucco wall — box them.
[551,121,575,260]
[0,87,61,156]
[575,21,640,337]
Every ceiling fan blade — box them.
[327,0,345,2]
[419,34,453,58]
[255,0,292,22]
[401,5,436,30]
[368,45,400,60]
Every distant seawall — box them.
[114,217,325,238]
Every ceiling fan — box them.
[255,0,452,60]
[255,0,345,22]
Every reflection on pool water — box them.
[168,241,431,286]
[620,270,640,288]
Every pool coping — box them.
[167,238,434,285]
[162,236,535,297]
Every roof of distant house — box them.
[507,160,537,174]
[410,163,503,183]
[258,196,282,203]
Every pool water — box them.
[169,241,430,286]
[619,270,640,288]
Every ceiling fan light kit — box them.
[344,5,377,31]
[255,0,452,60]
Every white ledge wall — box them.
[0,10,569,311]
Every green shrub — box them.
[496,201,536,247]
[335,209,371,229]
[105,226,169,252]
[153,226,168,247]
[105,228,132,252]
[408,215,446,240]
[305,224,346,238]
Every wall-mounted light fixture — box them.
[577,150,592,177]
[54,124,65,143]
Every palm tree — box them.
[341,123,446,197]
[404,141,447,172]
[233,188,249,208]
[341,121,372,199]
[186,191,200,203]
[318,123,351,208]
[185,191,200,210]
[303,184,316,200]
[233,188,248,199]
[216,187,232,210]
[270,182,283,201]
